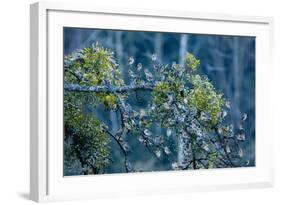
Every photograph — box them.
[63,28,255,176]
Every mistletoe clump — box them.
[64,94,111,175]
[188,74,225,125]
[64,43,249,175]
[64,42,124,109]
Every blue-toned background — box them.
[64,28,255,174]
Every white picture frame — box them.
[30,1,274,202]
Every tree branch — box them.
[64,83,155,94]
[103,128,132,172]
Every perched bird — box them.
[128,69,137,79]
[164,146,171,155]
[144,129,152,136]
[166,128,172,137]
[127,56,134,65]
[241,113,247,121]
[155,149,161,158]
[236,132,246,141]
[153,64,160,71]
[130,78,137,86]
[151,53,157,61]
[144,69,154,82]
[200,111,212,122]
[137,63,142,72]
[225,101,231,109]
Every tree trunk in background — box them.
[178,34,189,165]
[115,31,124,73]
[152,33,164,137]
[155,33,163,62]
[178,137,185,166]
[108,31,124,134]
[232,37,240,124]
[179,34,188,65]
[67,29,83,53]
[82,30,100,48]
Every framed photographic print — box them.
[30,2,274,202]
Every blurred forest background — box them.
[64,28,255,175]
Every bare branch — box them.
[103,128,132,172]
